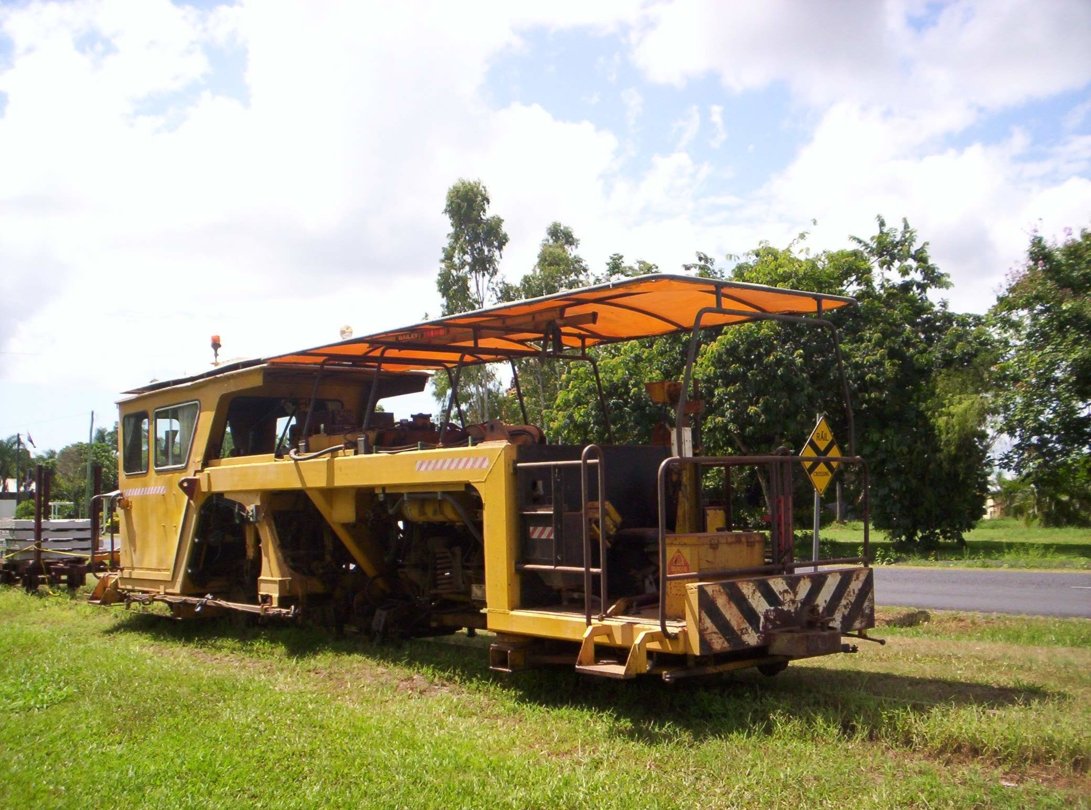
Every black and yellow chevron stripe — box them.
[693,567,874,655]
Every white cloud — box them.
[717,103,1091,313]
[456,102,620,278]
[912,0,1091,111]
[632,0,1091,121]
[0,0,626,437]
[632,0,893,99]
[621,86,643,129]
[595,51,622,85]
[708,104,725,148]
[623,1,1091,314]
[671,104,700,150]
[1,0,1089,449]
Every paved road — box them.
[873,567,1091,618]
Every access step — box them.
[574,660,633,679]
[575,624,668,679]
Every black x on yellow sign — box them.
[800,416,841,496]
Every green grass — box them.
[1,588,1088,808]
[807,518,1091,569]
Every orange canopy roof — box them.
[269,273,854,373]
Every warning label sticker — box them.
[667,550,691,574]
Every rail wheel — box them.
[757,660,789,677]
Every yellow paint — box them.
[800,415,842,496]
[106,276,870,674]
[663,532,764,618]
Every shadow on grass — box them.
[104,608,1059,747]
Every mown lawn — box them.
[1,588,1088,808]
[805,518,1091,570]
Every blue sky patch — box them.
[487,28,806,198]
[74,27,117,65]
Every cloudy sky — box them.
[1,0,1089,452]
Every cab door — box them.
[118,402,199,581]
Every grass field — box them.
[1,587,1087,808]
[803,518,1091,570]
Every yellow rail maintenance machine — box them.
[95,274,875,680]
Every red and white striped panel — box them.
[414,456,491,473]
[527,525,554,540]
[123,486,168,497]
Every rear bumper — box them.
[687,566,874,656]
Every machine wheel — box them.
[66,562,86,591]
[22,563,42,593]
[757,660,789,677]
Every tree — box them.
[599,253,658,283]
[497,223,591,427]
[549,219,994,545]
[990,228,1091,526]
[549,334,689,445]
[697,243,854,460]
[434,180,510,422]
[544,251,665,440]
[0,435,33,495]
[500,222,589,302]
[436,179,509,316]
[842,217,992,544]
[46,434,118,518]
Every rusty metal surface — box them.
[1,464,119,590]
[657,454,871,640]
[694,567,874,655]
[122,591,298,618]
[767,628,844,658]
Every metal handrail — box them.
[513,444,607,626]
[664,557,868,583]
[580,444,607,625]
[656,453,870,639]
[90,489,122,571]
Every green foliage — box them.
[49,438,119,517]
[838,218,992,545]
[990,228,1091,527]
[14,499,36,519]
[0,434,33,493]
[549,337,688,444]
[434,179,510,421]
[495,223,593,428]
[0,590,1087,807]
[995,466,1091,530]
[3,428,119,517]
[544,251,664,442]
[701,226,993,545]
[598,252,658,282]
[550,219,993,545]
[698,242,854,459]
[499,222,590,302]
[436,179,509,316]
[430,364,505,425]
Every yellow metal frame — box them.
[109,274,869,676]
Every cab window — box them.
[122,412,149,474]
[154,402,199,469]
[213,397,342,458]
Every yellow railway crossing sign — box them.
[800,416,841,496]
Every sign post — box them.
[813,482,820,572]
[800,415,841,570]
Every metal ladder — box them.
[514,444,608,626]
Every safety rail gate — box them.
[656,453,870,636]
[514,444,607,625]
[514,448,870,633]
